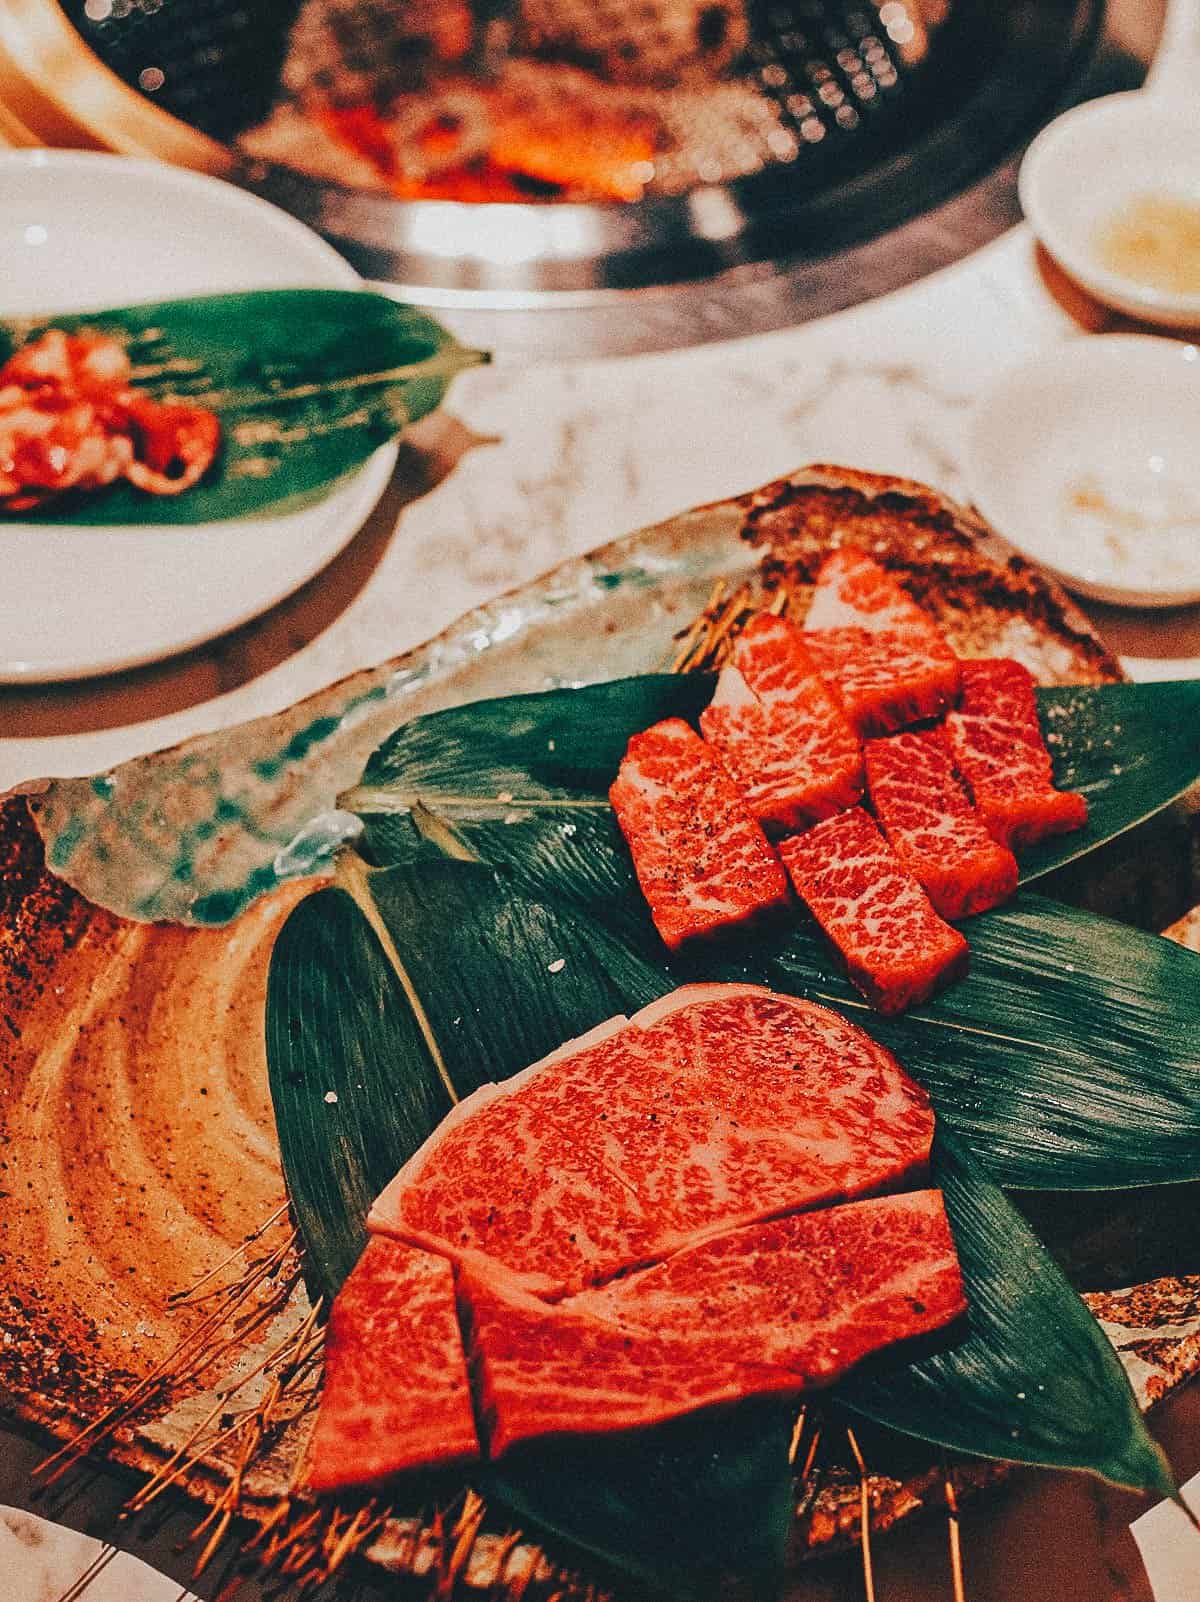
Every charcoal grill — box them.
[0,0,1167,352]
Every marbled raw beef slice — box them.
[780,808,968,1013]
[700,614,863,832]
[465,1189,965,1452]
[802,627,961,737]
[521,987,935,1261]
[804,547,942,640]
[864,730,1018,920]
[609,717,791,949]
[303,1238,479,1492]
[943,659,1088,851]
[371,985,934,1298]
[369,1023,663,1298]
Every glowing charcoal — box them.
[802,627,961,736]
[369,985,935,1298]
[609,717,791,950]
[303,1238,479,1492]
[700,614,863,833]
[943,659,1089,851]
[780,807,968,1013]
[864,730,1018,920]
[465,1189,966,1453]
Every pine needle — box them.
[945,1467,967,1602]
[846,1425,876,1602]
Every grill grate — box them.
[58,0,943,199]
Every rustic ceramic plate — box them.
[2,465,1198,1593]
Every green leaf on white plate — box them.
[843,1131,1176,1498]
[1,290,486,524]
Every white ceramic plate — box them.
[965,335,1200,609]
[0,151,397,682]
[1019,92,1200,328]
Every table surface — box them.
[4,3,1200,1597]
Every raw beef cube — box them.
[609,716,791,950]
[943,659,1089,851]
[803,627,961,736]
[865,730,1018,920]
[370,985,934,1298]
[700,614,863,832]
[303,1238,479,1491]
[779,807,969,1013]
[805,547,941,640]
[465,1189,966,1453]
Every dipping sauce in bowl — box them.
[1096,194,1200,300]
[1020,94,1200,327]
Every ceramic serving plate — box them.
[0,151,397,682]
[2,465,1199,1592]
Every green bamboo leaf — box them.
[1,290,486,524]
[759,894,1200,1190]
[264,859,1176,1576]
[842,1132,1176,1498]
[484,1400,797,1598]
[344,675,1200,1191]
[265,881,453,1296]
[265,858,790,1589]
[346,674,717,944]
[348,676,1200,905]
[1020,680,1200,883]
[265,857,672,1301]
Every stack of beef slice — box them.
[612,549,1087,1014]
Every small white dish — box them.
[966,335,1200,609]
[1019,92,1200,328]
[0,151,397,683]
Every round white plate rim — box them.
[965,333,1200,609]
[1018,91,1200,327]
[0,150,398,683]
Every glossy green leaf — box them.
[345,675,1200,1190]
[265,859,794,1588]
[265,880,452,1297]
[347,675,1200,902]
[842,1132,1175,1497]
[346,676,717,950]
[266,857,672,1301]
[1020,680,1200,883]
[484,1400,797,1598]
[760,893,1200,1191]
[264,859,1176,1572]
[1,290,486,523]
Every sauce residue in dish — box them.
[1061,460,1200,587]
[1095,193,1200,298]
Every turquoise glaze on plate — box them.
[22,501,750,925]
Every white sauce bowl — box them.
[1019,92,1200,329]
[966,335,1200,609]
